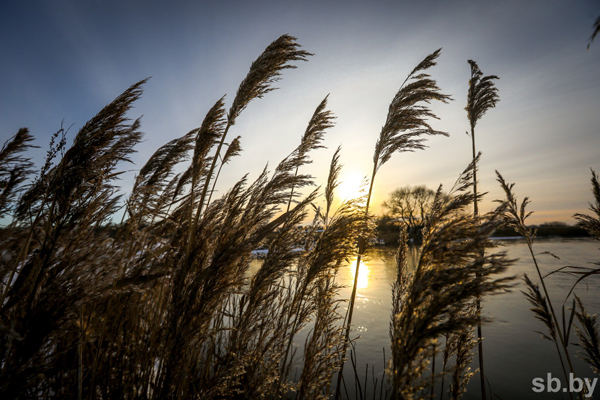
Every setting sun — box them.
[337,172,367,200]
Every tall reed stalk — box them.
[335,48,452,400]
[0,34,381,399]
[496,172,578,400]
[515,170,600,392]
[465,59,499,400]
[389,161,513,399]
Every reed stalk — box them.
[388,161,513,399]
[466,59,499,400]
[335,48,451,400]
[496,172,578,399]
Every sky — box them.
[1,0,599,224]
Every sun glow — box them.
[338,173,367,200]
[348,257,370,290]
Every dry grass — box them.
[496,170,600,399]
[336,48,452,400]
[388,163,513,400]
[465,59,500,400]
[3,34,574,400]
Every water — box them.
[340,238,600,399]
[251,238,600,399]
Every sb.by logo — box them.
[532,373,597,397]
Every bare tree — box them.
[382,185,437,242]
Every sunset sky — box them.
[1,0,599,224]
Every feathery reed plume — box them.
[588,15,600,49]
[337,48,451,400]
[466,60,500,129]
[465,60,499,400]
[188,96,227,208]
[496,171,577,398]
[523,274,557,342]
[206,136,242,205]
[286,95,335,212]
[195,35,311,228]
[0,128,36,319]
[373,49,451,174]
[574,295,600,374]
[574,170,600,241]
[522,273,573,385]
[465,59,499,217]
[0,128,36,219]
[14,125,68,228]
[324,146,342,222]
[448,305,477,400]
[129,129,196,224]
[228,35,313,125]
[172,97,228,268]
[389,163,513,400]
[0,80,146,397]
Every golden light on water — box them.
[348,257,370,290]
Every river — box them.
[251,238,600,399]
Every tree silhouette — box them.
[382,185,437,243]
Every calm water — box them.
[253,238,600,399]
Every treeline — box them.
[376,218,591,246]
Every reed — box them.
[3,34,578,400]
[0,34,376,399]
[335,48,452,400]
[389,161,513,400]
[550,171,600,378]
[496,171,582,399]
[465,59,500,400]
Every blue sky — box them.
[1,0,599,223]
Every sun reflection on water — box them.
[348,257,370,290]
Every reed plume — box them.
[389,162,513,400]
[206,135,242,205]
[0,128,36,219]
[574,170,600,241]
[0,79,146,398]
[466,59,499,399]
[574,295,600,375]
[496,171,579,399]
[286,95,334,212]
[588,15,600,49]
[194,35,311,225]
[337,48,452,399]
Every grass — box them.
[496,170,600,400]
[0,33,597,400]
[465,59,500,400]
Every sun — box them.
[337,172,366,200]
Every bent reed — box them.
[2,33,592,400]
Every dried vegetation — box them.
[0,33,598,400]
